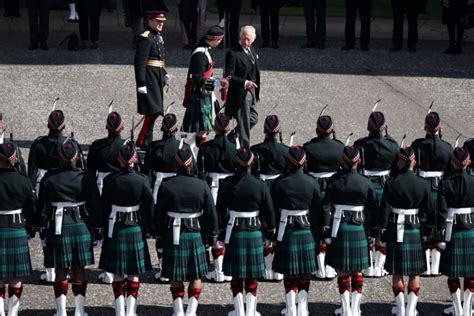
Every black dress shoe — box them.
[90,41,98,49]
[390,45,402,52]
[317,42,325,50]
[40,42,48,50]
[28,43,38,50]
[341,43,354,50]
[444,46,457,54]
[300,42,316,49]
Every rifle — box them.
[130,116,144,172]
[70,132,86,169]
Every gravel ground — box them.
[1,30,473,315]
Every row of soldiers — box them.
[0,106,473,316]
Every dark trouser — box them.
[27,0,50,45]
[76,0,102,42]
[391,0,419,48]
[182,19,198,47]
[5,0,20,12]
[229,0,243,49]
[260,4,280,44]
[447,21,464,47]
[236,91,258,148]
[302,0,326,44]
[344,0,372,47]
[217,0,226,20]
[137,113,160,148]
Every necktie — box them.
[246,48,255,64]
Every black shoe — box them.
[3,10,11,17]
[360,45,369,51]
[408,45,416,53]
[260,40,270,48]
[317,42,325,50]
[40,42,48,50]
[341,43,354,50]
[444,46,457,54]
[90,41,98,49]
[300,42,316,49]
[80,41,88,49]
[390,45,402,52]
[12,10,21,17]
[28,43,38,50]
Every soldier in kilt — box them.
[379,147,435,316]
[354,111,399,278]
[182,26,225,143]
[303,114,344,280]
[411,112,453,276]
[28,109,82,284]
[87,111,125,285]
[134,8,170,149]
[197,113,236,283]
[322,146,377,316]
[250,114,288,281]
[271,146,320,316]
[0,117,27,175]
[154,148,218,316]
[216,147,275,316]
[98,143,153,316]
[0,141,36,316]
[37,140,102,316]
[438,147,474,316]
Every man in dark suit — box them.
[342,0,372,51]
[229,0,243,49]
[252,0,283,48]
[224,25,260,148]
[301,0,327,49]
[26,0,50,50]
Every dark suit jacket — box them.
[224,45,261,118]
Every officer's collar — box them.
[290,168,304,175]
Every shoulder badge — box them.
[140,31,150,38]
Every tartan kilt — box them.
[385,227,426,275]
[44,222,94,268]
[327,223,369,272]
[99,224,152,275]
[440,228,474,277]
[273,228,316,276]
[0,228,32,278]
[223,229,265,279]
[182,92,213,133]
[161,230,209,281]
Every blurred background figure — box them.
[27,0,50,50]
[76,0,103,49]
[390,0,422,52]
[179,0,199,49]
[342,0,372,51]
[252,0,284,48]
[442,0,468,54]
[301,0,327,49]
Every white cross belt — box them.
[260,174,280,181]
[277,209,309,241]
[225,210,259,244]
[108,204,140,238]
[309,171,336,179]
[51,201,86,235]
[96,171,111,195]
[445,207,473,242]
[392,208,419,242]
[153,172,176,204]
[167,211,202,245]
[35,168,48,197]
[331,205,364,238]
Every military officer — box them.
[250,114,288,281]
[98,142,153,316]
[134,7,170,149]
[37,140,101,316]
[303,114,343,280]
[322,146,377,316]
[216,147,275,316]
[272,146,320,316]
[411,111,452,276]
[354,111,399,278]
[438,147,474,316]
[155,148,218,316]
[379,147,434,316]
[0,141,36,316]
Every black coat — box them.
[411,134,453,172]
[303,136,345,172]
[87,133,123,175]
[197,135,237,173]
[224,45,261,119]
[354,134,399,172]
[251,137,289,176]
[134,29,167,115]
[0,169,36,229]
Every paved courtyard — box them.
[0,7,474,315]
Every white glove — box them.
[438,242,446,250]
[41,238,47,248]
[137,86,147,94]
[157,248,163,255]
[163,74,171,85]
[324,238,332,245]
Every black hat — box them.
[106,112,124,133]
[288,146,306,167]
[214,113,231,132]
[48,110,66,131]
[145,3,168,21]
[451,147,470,168]
[161,113,178,133]
[264,115,281,134]
[206,25,224,41]
[236,147,254,167]
[175,148,193,167]
[367,111,386,132]
[464,139,474,161]
[0,141,17,164]
[118,142,138,166]
[317,115,334,134]
[398,147,415,162]
[59,140,79,164]
[342,146,360,165]
[425,112,441,133]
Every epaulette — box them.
[140,31,150,38]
